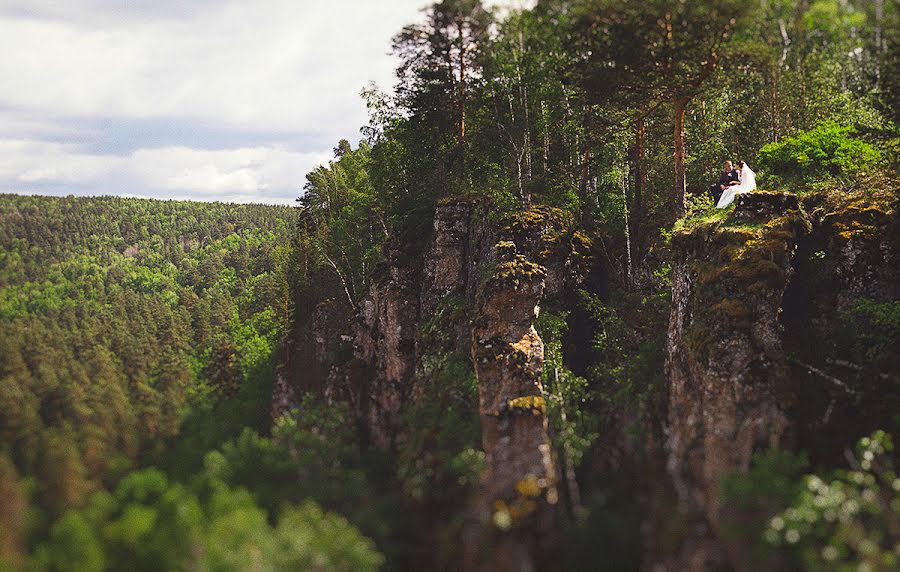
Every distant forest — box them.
[0,195,383,570]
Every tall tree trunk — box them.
[794,0,810,128]
[578,150,590,225]
[541,99,550,174]
[458,21,467,181]
[770,67,780,143]
[630,116,645,251]
[673,97,689,216]
[517,30,532,187]
[621,168,633,286]
[875,0,884,88]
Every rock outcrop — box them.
[465,241,557,571]
[351,197,493,449]
[311,199,590,568]
[664,188,898,569]
[354,241,423,449]
[665,192,809,567]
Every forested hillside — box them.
[0,196,382,570]
[1,0,898,570]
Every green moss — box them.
[709,299,751,326]
[506,395,546,416]
[485,255,546,292]
[679,205,811,361]
[823,200,891,242]
[502,205,573,238]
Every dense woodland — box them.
[1,0,898,570]
[0,196,383,569]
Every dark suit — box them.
[710,169,739,203]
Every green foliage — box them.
[298,141,386,305]
[28,468,382,572]
[766,431,899,571]
[719,449,810,567]
[199,395,410,565]
[578,289,669,423]
[757,123,881,186]
[3,0,898,568]
[203,396,373,519]
[836,299,900,370]
[0,194,293,564]
[536,311,598,470]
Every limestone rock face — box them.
[467,243,558,571]
[353,242,422,449]
[664,188,898,569]
[420,200,475,317]
[665,192,809,567]
[284,198,588,567]
[352,197,492,449]
[463,207,590,571]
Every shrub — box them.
[765,431,899,571]
[719,449,809,567]
[757,123,881,186]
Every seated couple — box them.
[709,160,757,208]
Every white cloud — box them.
[0,0,524,204]
[0,139,329,205]
[0,1,426,132]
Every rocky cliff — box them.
[664,188,898,569]
[278,183,897,570]
[283,198,590,568]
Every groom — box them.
[709,160,739,204]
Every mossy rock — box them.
[484,255,546,293]
[822,200,892,243]
[502,205,573,239]
[436,193,484,207]
[728,191,800,224]
[505,395,546,416]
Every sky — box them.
[0,1,521,206]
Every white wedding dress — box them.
[716,164,757,208]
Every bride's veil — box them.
[742,163,757,190]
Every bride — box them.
[716,160,756,208]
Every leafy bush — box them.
[765,431,899,571]
[203,396,376,531]
[757,123,881,185]
[28,467,383,572]
[719,449,809,567]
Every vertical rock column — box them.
[467,241,558,571]
[665,193,809,568]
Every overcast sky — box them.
[0,1,521,205]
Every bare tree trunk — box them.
[322,250,356,312]
[875,0,884,88]
[578,150,590,225]
[794,0,810,128]
[770,67,780,143]
[458,20,467,181]
[630,116,645,250]
[621,167,633,286]
[673,97,689,216]
[541,100,550,174]
[517,30,532,188]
